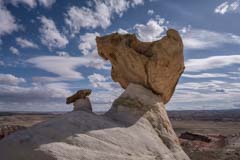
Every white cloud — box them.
[90,89,122,112]
[39,16,68,50]
[117,28,128,34]
[38,0,55,8]
[9,46,20,55]
[88,73,123,111]
[88,73,115,90]
[27,55,109,81]
[0,82,71,110]
[185,55,240,72]
[0,3,19,37]
[0,73,25,85]
[134,18,167,42]
[147,9,154,15]
[214,1,240,15]
[8,0,55,8]
[168,80,240,110]
[16,37,38,48]
[182,73,228,78]
[9,0,37,8]
[65,0,144,36]
[131,0,144,6]
[78,32,100,56]
[182,28,240,50]
[56,51,70,57]
[78,32,111,70]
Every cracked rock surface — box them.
[96,29,184,104]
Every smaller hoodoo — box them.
[66,89,92,112]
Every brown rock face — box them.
[96,29,184,104]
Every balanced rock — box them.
[66,89,92,112]
[96,29,184,104]
[66,89,91,104]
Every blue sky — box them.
[0,0,240,112]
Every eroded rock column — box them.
[66,89,92,112]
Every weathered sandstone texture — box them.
[96,29,184,104]
[0,84,189,160]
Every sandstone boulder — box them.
[96,29,184,104]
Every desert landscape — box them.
[0,0,240,159]
[1,109,240,160]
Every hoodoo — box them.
[0,29,190,160]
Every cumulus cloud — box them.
[182,28,240,50]
[117,28,128,34]
[78,32,100,56]
[8,0,55,8]
[38,0,55,8]
[0,73,25,85]
[214,0,240,15]
[78,32,111,70]
[88,73,117,90]
[131,0,144,6]
[147,9,154,15]
[65,0,144,36]
[39,16,68,50]
[185,55,240,72]
[0,2,19,37]
[9,0,37,8]
[16,37,38,48]
[27,55,109,81]
[9,46,20,55]
[134,18,167,42]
